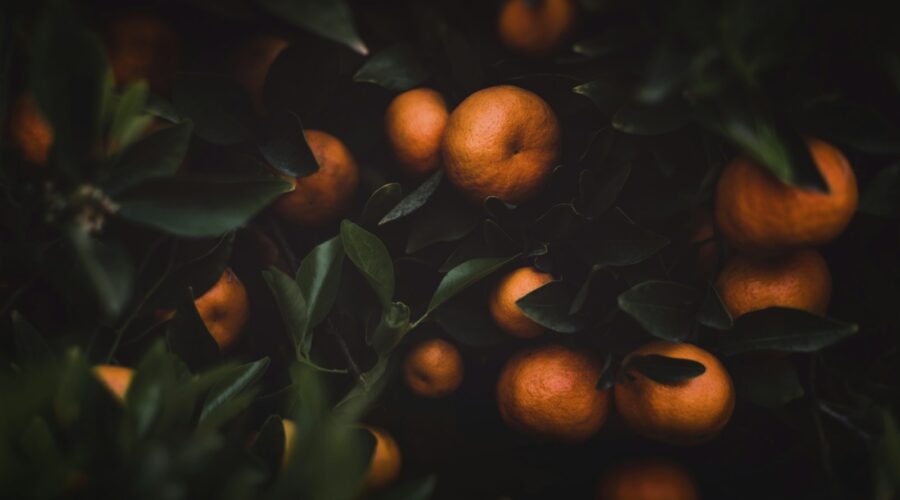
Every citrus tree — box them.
[1,0,899,498]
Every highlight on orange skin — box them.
[596,459,699,500]
[93,364,134,403]
[498,0,578,56]
[385,88,450,178]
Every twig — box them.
[329,320,362,379]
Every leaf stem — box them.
[330,324,362,379]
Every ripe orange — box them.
[273,129,360,227]
[93,364,134,403]
[8,93,53,165]
[105,13,179,91]
[596,459,698,500]
[498,0,577,56]
[281,418,296,468]
[715,138,858,252]
[442,85,560,204]
[194,267,249,350]
[716,249,832,319]
[403,338,464,398]
[615,342,735,445]
[231,35,289,112]
[489,266,553,338]
[385,88,449,178]
[496,344,610,442]
[363,426,402,491]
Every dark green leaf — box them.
[370,476,437,500]
[12,311,52,365]
[859,165,900,217]
[335,357,394,420]
[172,73,253,145]
[107,81,151,153]
[626,353,706,383]
[432,293,507,347]
[612,98,693,135]
[353,44,430,91]
[369,302,411,356]
[260,0,368,55]
[117,175,292,237]
[166,289,219,372]
[380,170,443,225]
[577,132,633,218]
[533,204,585,241]
[618,280,702,341]
[341,220,395,308]
[106,120,194,194]
[716,307,858,356]
[257,110,319,178]
[250,414,286,474]
[200,358,270,423]
[263,267,309,352]
[590,213,669,267]
[406,192,479,253]
[573,79,628,115]
[426,256,516,316]
[516,281,586,333]
[731,355,803,408]
[61,226,134,320]
[362,183,403,227]
[148,233,235,310]
[296,237,345,342]
[697,283,733,330]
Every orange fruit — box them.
[281,418,296,467]
[385,88,449,178]
[273,129,360,227]
[363,426,402,491]
[403,338,464,398]
[8,93,53,165]
[597,459,698,500]
[498,0,577,56]
[615,342,735,445]
[716,249,832,319]
[105,13,179,92]
[92,364,134,403]
[194,267,249,350]
[489,266,553,338]
[442,85,560,204]
[232,35,289,112]
[496,344,610,441]
[715,138,858,252]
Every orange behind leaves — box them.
[489,266,553,338]
[385,88,449,178]
[597,459,699,500]
[273,130,360,227]
[195,268,249,350]
[498,0,577,56]
[615,342,735,445]
[9,93,53,165]
[497,344,610,442]
[716,249,832,319]
[442,85,560,205]
[232,35,289,113]
[715,138,858,252]
[363,426,402,491]
[93,364,134,403]
[105,13,179,92]
[403,338,464,398]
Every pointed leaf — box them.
[341,220,395,309]
[106,120,193,194]
[260,0,368,55]
[626,353,706,384]
[172,73,253,145]
[618,280,702,341]
[426,255,516,316]
[257,110,319,178]
[200,357,270,423]
[354,44,430,91]
[263,267,309,351]
[715,307,858,356]
[379,170,443,225]
[516,281,586,333]
[296,236,345,333]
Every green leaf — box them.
[28,0,109,178]
[362,183,403,227]
[696,283,733,330]
[172,73,253,145]
[106,81,151,152]
[263,267,309,352]
[859,165,900,217]
[618,280,702,341]
[369,302,411,356]
[257,110,319,178]
[117,175,292,237]
[341,220,395,309]
[516,281,586,333]
[626,353,706,384]
[296,236,345,343]
[147,233,235,310]
[406,191,479,253]
[612,98,693,135]
[426,256,516,316]
[715,307,858,356]
[11,311,52,365]
[370,476,437,500]
[432,293,507,347]
[105,120,194,195]
[60,226,134,321]
[200,357,270,424]
[533,204,585,241]
[166,289,219,373]
[577,132,633,218]
[380,170,443,225]
[260,0,368,55]
[731,355,803,408]
[250,414,287,474]
[354,44,430,92]
[573,79,628,115]
[335,357,394,419]
[590,212,669,267]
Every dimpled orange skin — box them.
[442,85,560,205]
[273,130,360,227]
[364,426,402,491]
[385,88,450,178]
[497,345,610,442]
[489,267,554,338]
[403,339,464,398]
[105,13,179,91]
[498,0,577,56]
[93,365,134,403]
[232,35,289,112]
[615,342,735,446]
[194,268,249,350]
[715,138,858,252]
[9,93,53,165]
[716,249,832,319]
[596,459,698,500]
